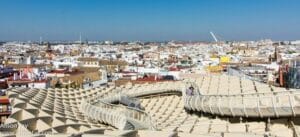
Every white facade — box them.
[52,57,78,69]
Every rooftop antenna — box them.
[210,31,218,42]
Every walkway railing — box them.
[183,84,300,118]
[81,93,156,130]
[81,80,300,131]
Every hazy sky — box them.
[0,0,299,41]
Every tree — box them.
[55,80,62,88]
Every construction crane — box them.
[210,31,218,42]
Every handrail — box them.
[189,90,300,97]
[56,80,300,130]
[290,121,300,137]
[182,81,300,118]
[184,89,300,117]
[81,91,157,130]
[97,99,153,126]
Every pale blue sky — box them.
[0,0,299,41]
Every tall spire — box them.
[80,33,82,44]
[39,36,42,45]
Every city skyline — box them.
[0,0,300,41]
